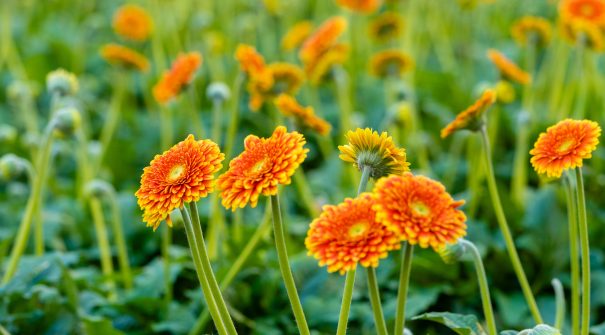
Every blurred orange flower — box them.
[305,193,400,274]
[487,49,532,85]
[299,16,347,64]
[530,119,601,178]
[247,63,304,111]
[305,44,349,84]
[274,94,331,135]
[441,89,496,138]
[217,126,308,210]
[282,21,314,51]
[336,0,382,13]
[100,43,150,72]
[112,4,153,41]
[373,173,467,250]
[559,0,605,26]
[511,16,552,46]
[153,52,203,104]
[135,135,224,231]
[370,50,413,78]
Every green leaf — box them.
[81,315,125,335]
[591,321,605,335]
[412,312,487,335]
[500,331,518,335]
[517,324,561,335]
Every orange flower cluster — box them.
[235,44,273,89]
[369,12,405,43]
[247,63,305,111]
[305,194,400,274]
[153,52,203,104]
[299,17,349,84]
[100,43,150,72]
[530,119,601,178]
[511,16,552,47]
[372,173,467,250]
[282,21,314,51]
[559,0,605,49]
[274,94,331,136]
[336,0,382,13]
[112,4,153,41]
[487,49,531,85]
[441,89,497,138]
[135,135,224,231]
[217,126,308,210]
[370,50,413,78]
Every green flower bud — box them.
[52,107,81,138]
[438,239,468,264]
[46,68,79,96]
[206,82,231,102]
[0,154,30,181]
[0,124,18,144]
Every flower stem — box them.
[333,66,352,141]
[179,207,228,335]
[460,239,497,335]
[564,174,580,335]
[479,126,543,324]
[88,197,116,297]
[270,194,310,335]
[106,187,133,289]
[575,168,591,335]
[96,70,127,174]
[224,73,244,161]
[293,170,319,218]
[336,267,356,335]
[552,278,566,331]
[189,202,238,334]
[395,243,414,335]
[367,267,388,335]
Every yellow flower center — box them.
[348,221,369,238]
[557,138,576,153]
[410,200,431,217]
[168,164,186,181]
[249,157,270,174]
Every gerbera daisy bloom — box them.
[112,4,153,42]
[440,89,497,138]
[559,0,605,26]
[559,19,605,50]
[305,193,400,274]
[274,94,331,135]
[372,173,467,250]
[100,43,150,72]
[511,16,552,47]
[369,12,405,43]
[247,63,305,111]
[339,128,410,178]
[299,16,348,64]
[369,50,414,78]
[530,119,601,178]
[487,49,532,85]
[282,21,314,51]
[217,126,308,210]
[336,0,382,13]
[152,52,203,104]
[304,44,349,85]
[135,135,224,231]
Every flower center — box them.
[578,3,598,18]
[348,221,369,238]
[167,164,186,181]
[556,138,576,153]
[249,157,270,174]
[410,200,431,217]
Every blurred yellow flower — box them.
[100,43,150,72]
[112,4,153,41]
[441,89,496,138]
[495,80,516,104]
[370,50,413,78]
[336,0,382,13]
[369,12,404,43]
[282,21,314,51]
[274,94,331,135]
[511,16,552,47]
[559,19,605,50]
[305,44,349,85]
[248,63,305,111]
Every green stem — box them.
[270,194,310,335]
[106,187,133,289]
[573,36,588,119]
[366,268,388,335]
[552,278,566,331]
[179,207,228,335]
[207,97,225,260]
[161,225,173,303]
[333,66,352,141]
[479,126,543,324]
[460,239,497,335]
[575,168,591,335]
[88,198,116,297]
[293,170,319,218]
[336,267,356,335]
[395,243,414,335]
[564,174,580,335]
[97,71,127,173]
[224,73,244,161]
[189,202,238,335]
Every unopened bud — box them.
[52,108,81,138]
[46,68,79,96]
[438,239,468,264]
[206,82,231,102]
[0,154,30,181]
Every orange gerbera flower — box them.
[282,21,314,51]
[530,119,601,178]
[135,135,224,231]
[217,126,308,210]
[304,44,349,85]
[511,16,552,47]
[370,50,414,78]
[305,193,400,274]
[339,128,410,178]
[369,12,405,43]
[153,52,203,104]
[112,4,153,41]
[441,89,497,138]
[275,94,331,135]
[559,0,605,26]
[372,173,467,250]
[100,43,150,72]
[247,63,305,111]
[336,0,382,13]
[299,17,348,64]
[487,49,532,85]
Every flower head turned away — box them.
[336,0,382,13]
[370,50,414,78]
[339,128,410,179]
[373,173,467,250]
[369,12,405,43]
[282,21,314,51]
[217,126,308,211]
[136,135,224,231]
[511,16,552,47]
[438,239,468,264]
[487,49,532,85]
[305,193,400,274]
[299,16,347,65]
[153,52,203,104]
[559,0,605,26]
[305,44,349,85]
[52,107,82,138]
[440,89,497,138]
[530,119,601,178]
[247,63,304,111]
[100,44,150,72]
[112,4,153,41]
[0,154,29,181]
[274,94,331,136]
[46,69,79,96]
[559,19,605,50]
